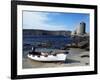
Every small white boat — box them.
[27,53,67,62]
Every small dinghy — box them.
[27,53,67,61]
[27,47,67,62]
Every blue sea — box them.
[23,35,73,51]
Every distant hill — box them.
[23,29,71,36]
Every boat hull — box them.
[27,54,67,62]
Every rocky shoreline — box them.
[22,48,89,69]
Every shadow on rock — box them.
[64,58,80,63]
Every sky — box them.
[23,11,90,32]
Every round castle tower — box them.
[77,22,86,35]
[71,22,86,35]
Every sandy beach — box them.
[22,48,89,69]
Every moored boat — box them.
[27,53,67,61]
[27,47,68,62]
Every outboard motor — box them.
[32,46,36,52]
[29,46,36,55]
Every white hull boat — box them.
[27,53,67,62]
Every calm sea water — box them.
[23,35,72,50]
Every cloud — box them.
[23,11,67,31]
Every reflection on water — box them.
[23,35,73,50]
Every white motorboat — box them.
[27,47,68,62]
[27,53,67,62]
